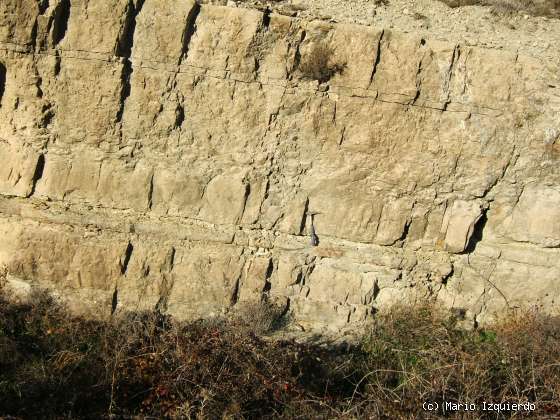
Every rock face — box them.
[1,0,559,331]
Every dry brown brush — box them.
[298,43,346,84]
[1,288,559,419]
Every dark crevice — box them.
[28,154,45,197]
[38,0,50,15]
[116,0,146,58]
[310,214,319,247]
[473,316,479,330]
[262,8,271,29]
[238,183,251,223]
[39,103,55,127]
[443,45,460,111]
[179,2,201,65]
[0,63,6,106]
[53,53,61,77]
[463,210,488,254]
[412,51,425,106]
[411,89,421,105]
[299,198,310,235]
[147,172,154,209]
[36,77,44,98]
[290,30,307,79]
[369,30,384,86]
[121,242,134,275]
[111,288,118,315]
[51,0,71,46]
[254,57,260,74]
[372,281,380,300]
[34,1,51,50]
[116,59,133,123]
[155,273,174,313]
[31,20,39,49]
[302,260,317,287]
[278,297,290,319]
[174,103,185,128]
[262,259,275,294]
[230,276,241,306]
[441,265,454,286]
[166,247,176,272]
[294,271,303,286]
[398,220,411,243]
[292,47,302,77]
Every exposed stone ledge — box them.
[0,0,559,332]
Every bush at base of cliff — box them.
[1,287,559,418]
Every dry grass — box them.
[234,297,290,335]
[438,0,560,18]
[1,288,559,418]
[373,0,390,7]
[298,43,346,84]
[358,305,560,417]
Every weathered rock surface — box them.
[1,0,559,332]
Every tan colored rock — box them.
[0,0,39,46]
[198,169,249,225]
[51,58,124,144]
[151,168,204,217]
[310,187,383,243]
[375,198,414,245]
[7,220,127,291]
[441,200,483,253]
[60,0,130,55]
[370,30,422,103]
[0,142,41,197]
[118,243,176,311]
[166,244,245,318]
[272,253,305,293]
[306,259,376,306]
[306,22,382,90]
[508,184,560,247]
[0,2,559,334]
[255,15,294,82]
[184,5,263,80]
[238,256,271,302]
[35,154,153,211]
[132,0,198,64]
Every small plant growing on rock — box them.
[298,43,346,84]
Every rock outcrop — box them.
[1,0,559,332]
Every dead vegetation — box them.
[438,0,560,18]
[298,43,346,84]
[1,288,560,418]
[234,297,290,335]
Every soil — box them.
[205,0,560,65]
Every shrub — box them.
[234,297,290,335]
[373,0,390,6]
[357,305,560,417]
[299,43,346,84]
[1,288,559,418]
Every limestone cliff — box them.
[1,0,559,332]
